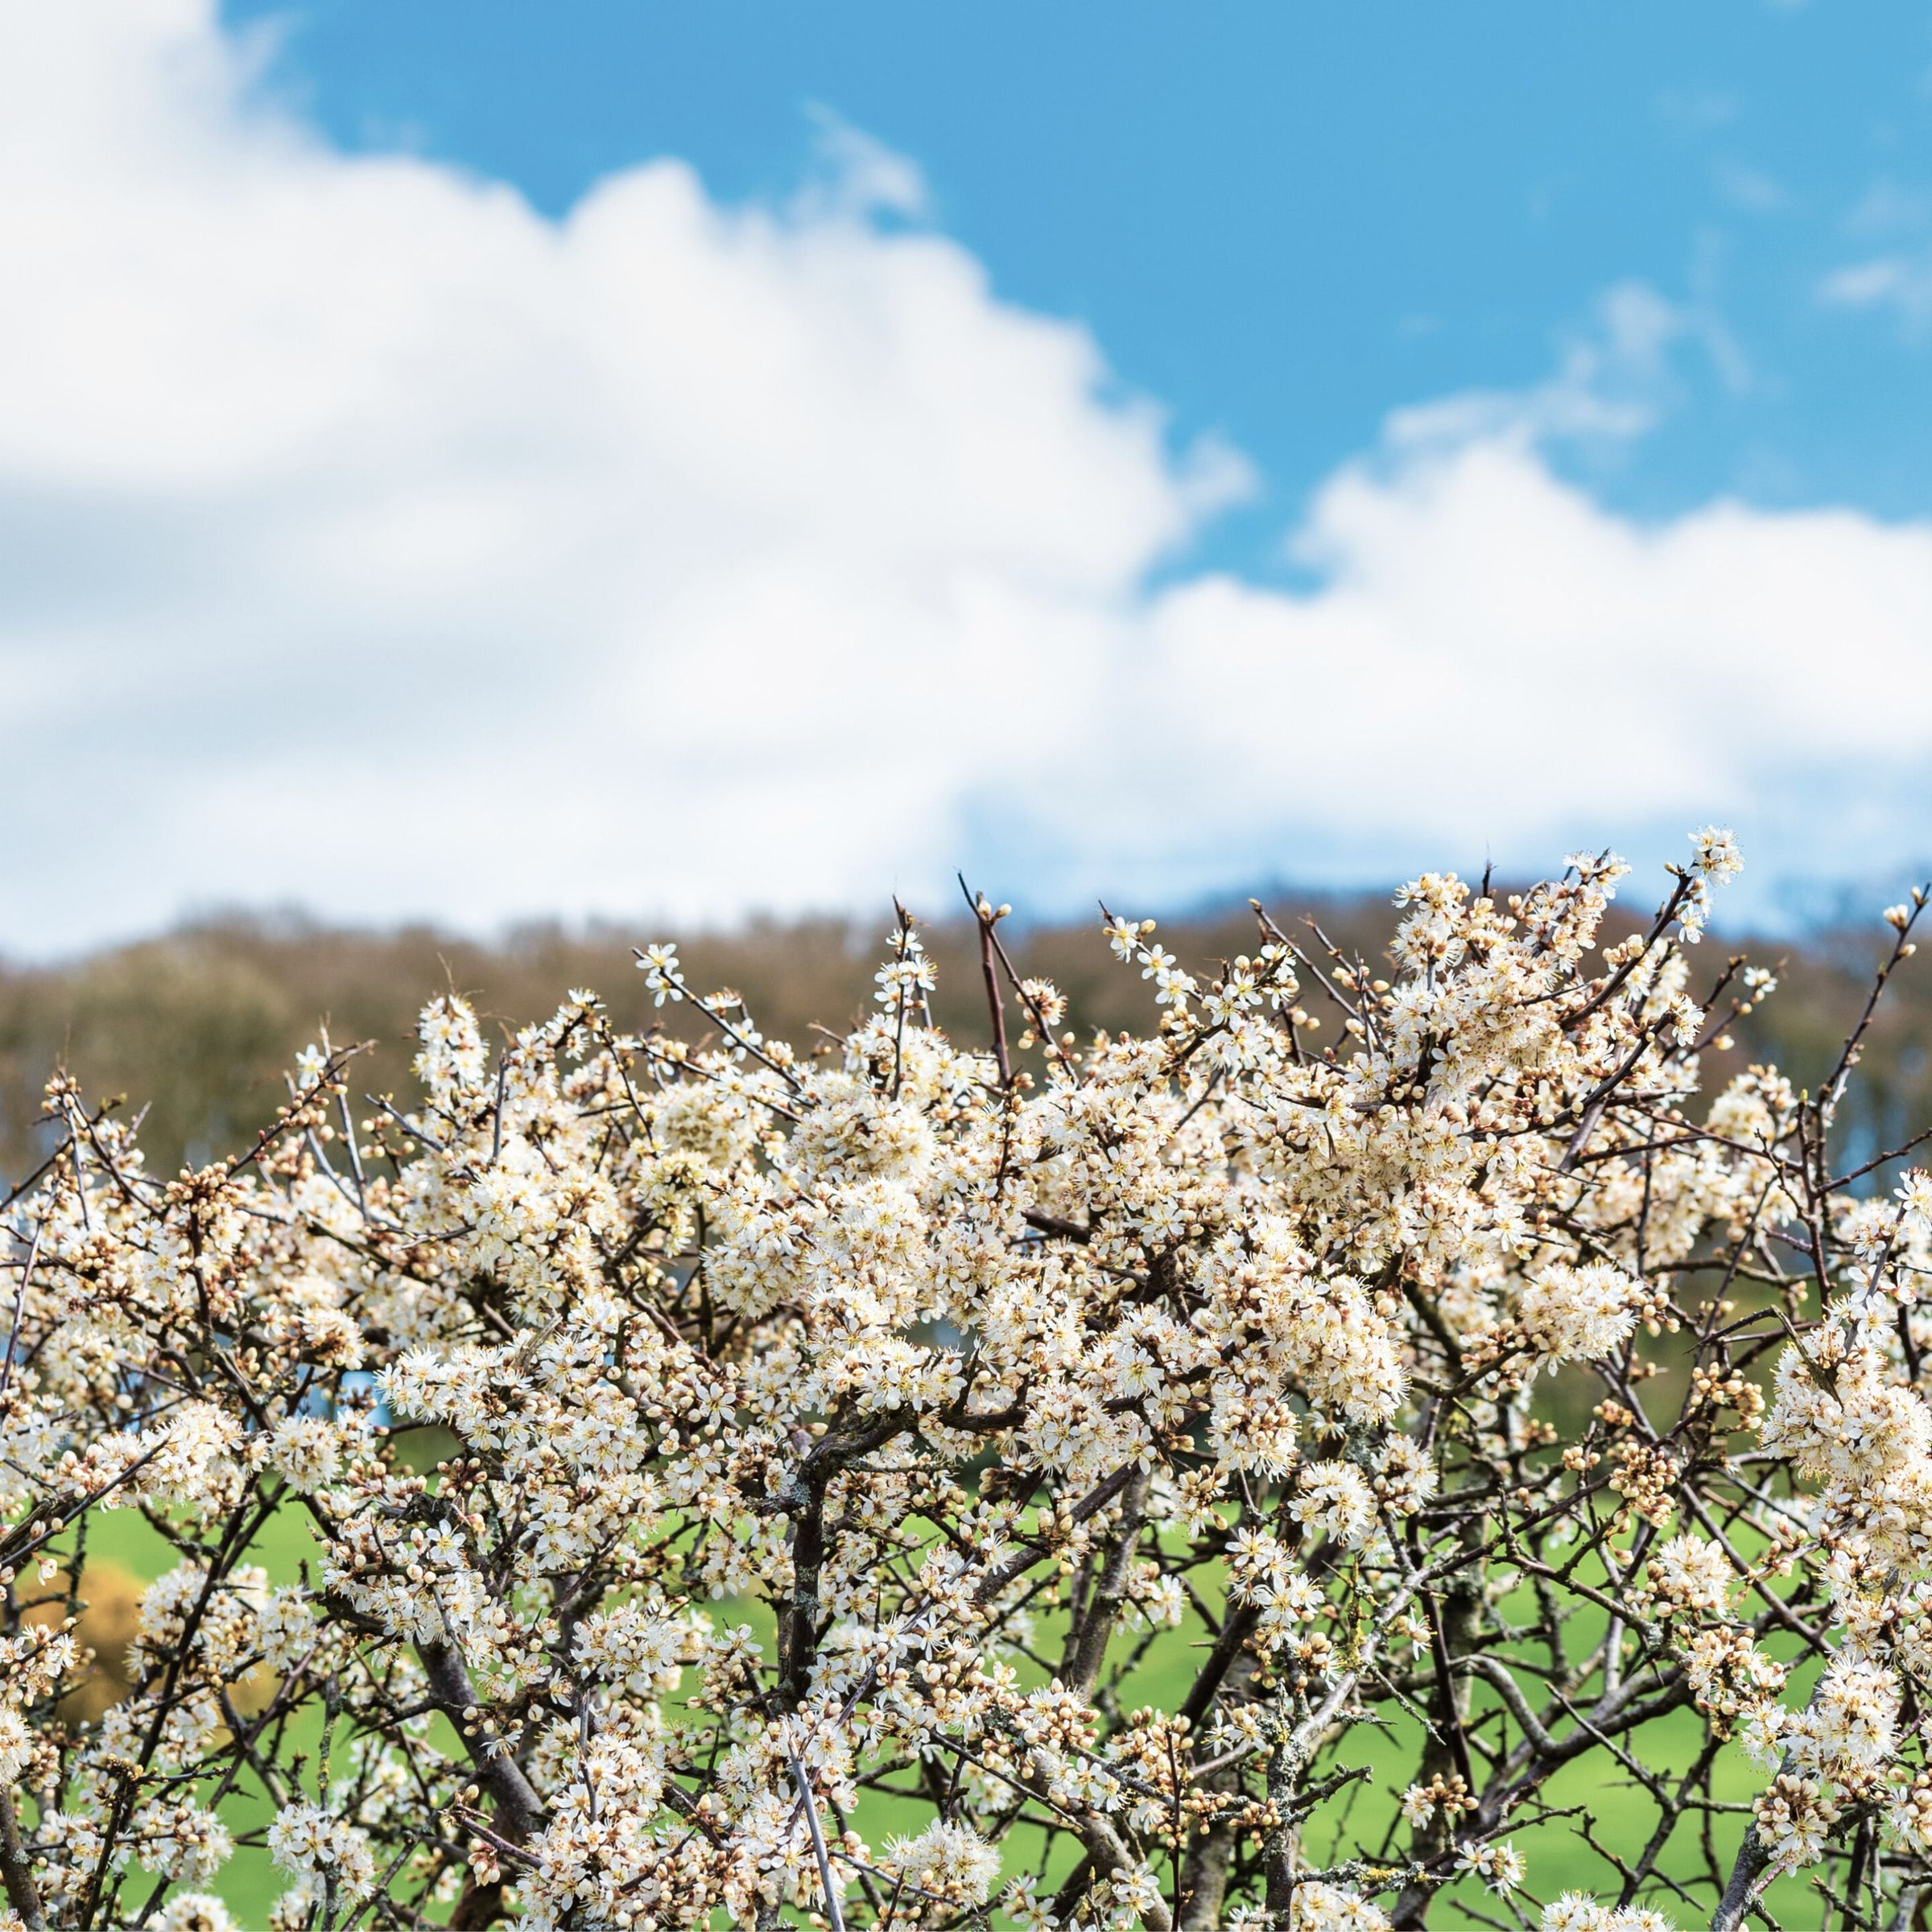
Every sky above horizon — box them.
[4,1,1931,953]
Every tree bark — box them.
[0,1785,47,1932]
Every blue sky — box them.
[2,2,1930,950]
[228,2,1932,545]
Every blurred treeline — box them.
[1,895,1928,1187]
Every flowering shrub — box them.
[1,834,1929,1932]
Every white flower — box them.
[881,1819,1001,1905]
[1456,1838,1524,1894]
[0,1703,31,1783]
[267,1805,376,1899]
[1292,1880,1392,1930]
[636,942,685,1005]
[265,1414,344,1493]
[1690,826,1743,883]
[1518,1263,1642,1364]
[156,1894,240,1932]
[1289,1459,1377,1547]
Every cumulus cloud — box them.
[0,0,1928,952]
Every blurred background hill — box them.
[3,894,1928,1188]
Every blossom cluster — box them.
[0,833,1927,1930]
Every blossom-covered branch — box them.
[2,834,1929,1932]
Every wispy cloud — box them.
[1844,175,1932,237]
[796,106,933,223]
[1654,88,1740,136]
[1712,159,1790,215]
[1381,279,1747,455]
[1818,254,1932,331]
[1816,175,1932,332]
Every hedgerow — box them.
[2,834,1929,1932]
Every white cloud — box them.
[1653,89,1739,136]
[796,107,932,224]
[1095,443,1932,897]
[1,0,1929,955]
[1844,175,1932,238]
[1379,280,1705,452]
[1818,254,1932,331]
[1712,159,1790,216]
[1818,178,1932,334]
